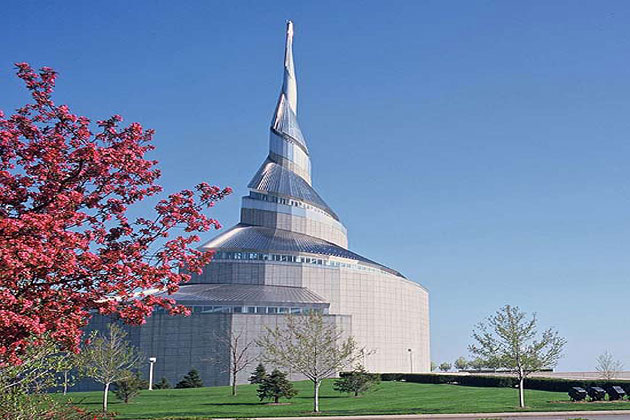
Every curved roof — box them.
[200,224,405,278]
[155,283,329,307]
[248,160,338,220]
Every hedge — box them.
[379,373,630,393]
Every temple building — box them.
[86,21,430,388]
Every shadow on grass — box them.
[203,402,263,407]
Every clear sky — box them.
[2,0,630,372]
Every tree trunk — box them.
[232,371,237,396]
[313,380,321,412]
[518,376,525,408]
[274,396,279,403]
[103,382,110,413]
[63,371,68,395]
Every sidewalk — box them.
[235,411,630,420]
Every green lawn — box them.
[59,380,630,420]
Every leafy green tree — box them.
[153,377,171,389]
[468,357,485,371]
[114,372,147,403]
[175,369,203,388]
[469,304,566,408]
[249,363,268,384]
[438,362,452,372]
[454,356,468,371]
[0,334,100,419]
[79,324,144,413]
[257,312,362,412]
[333,364,379,396]
[58,352,80,395]
[430,361,437,371]
[257,369,298,403]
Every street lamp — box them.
[407,349,413,373]
[148,357,157,391]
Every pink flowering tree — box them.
[0,63,231,366]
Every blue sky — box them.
[2,0,630,371]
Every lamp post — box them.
[148,357,156,390]
[407,349,413,373]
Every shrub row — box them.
[379,373,630,393]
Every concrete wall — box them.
[191,256,431,374]
[79,312,351,390]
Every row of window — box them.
[155,305,327,315]
[212,251,394,276]
[249,191,333,219]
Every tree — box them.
[175,369,203,388]
[153,377,171,389]
[257,369,297,403]
[438,362,452,372]
[211,330,255,396]
[0,334,75,416]
[257,312,362,412]
[0,335,69,396]
[79,324,144,412]
[57,351,80,395]
[249,363,268,385]
[114,372,147,403]
[454,357,468,371]
[469,305,566,408]
[468,357,485,371]
[0,63,231,365]
[596,351,623,380]
[430,361,437,371]
[0,334,112,420]
[333,364,379,396]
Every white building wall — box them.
[301,265,430,374]
[189,257,430,375]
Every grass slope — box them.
[60,380,630,420]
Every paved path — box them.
[236,412,630,420]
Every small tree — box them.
[333,364,379,396]
[79,324,144,412]
[58,352,80,395]
[211,330,255,396]
[175,369,203,388]
[469,305,565,408]
[468,357,486,371]
[257,312,362,412]
[430,361,437,371]
[114,372,147,403]
[596,351,623,380]
[249,363,268,385]
[257,369,298,403]
[454,357,468,371]
[153,377,171,389]
[439,362,452,372]
[0,334,77,415]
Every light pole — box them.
[148,357,156,390]
[407,349,413,373]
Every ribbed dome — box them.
[200,224,404,278]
